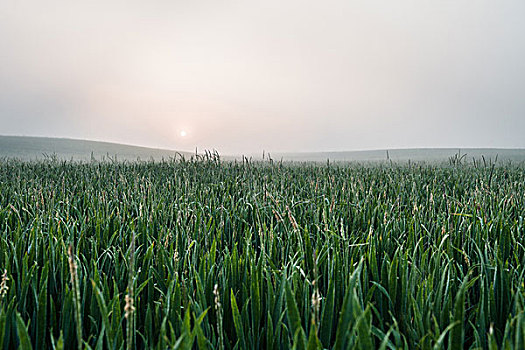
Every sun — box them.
[180,130,187,137]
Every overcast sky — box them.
[1,1,524,154]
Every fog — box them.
[1,0,524,154]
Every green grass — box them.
[0,157,524,349]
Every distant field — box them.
[266,148,525,163]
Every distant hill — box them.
[1,136,524,164]
[258,148,525,164]
[0,135,192,161]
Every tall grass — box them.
[0,157,524,349]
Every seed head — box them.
[213,284,221,310]
[68,245,78,282]
[0,269,9,300]
[124,294,135,319]
[311,280,321,325]
[287,206,298,230]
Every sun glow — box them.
[180,130,187,137]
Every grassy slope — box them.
[0,135,192,161]
[2,135,524,163]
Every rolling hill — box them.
[1,135,524,163]
[0,135,191,161]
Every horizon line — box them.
[2,133,524,156]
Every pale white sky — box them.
[1,0,524,154]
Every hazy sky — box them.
[1,1,524,154]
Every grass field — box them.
[1,157,524,349]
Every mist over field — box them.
[1,0,525,154]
